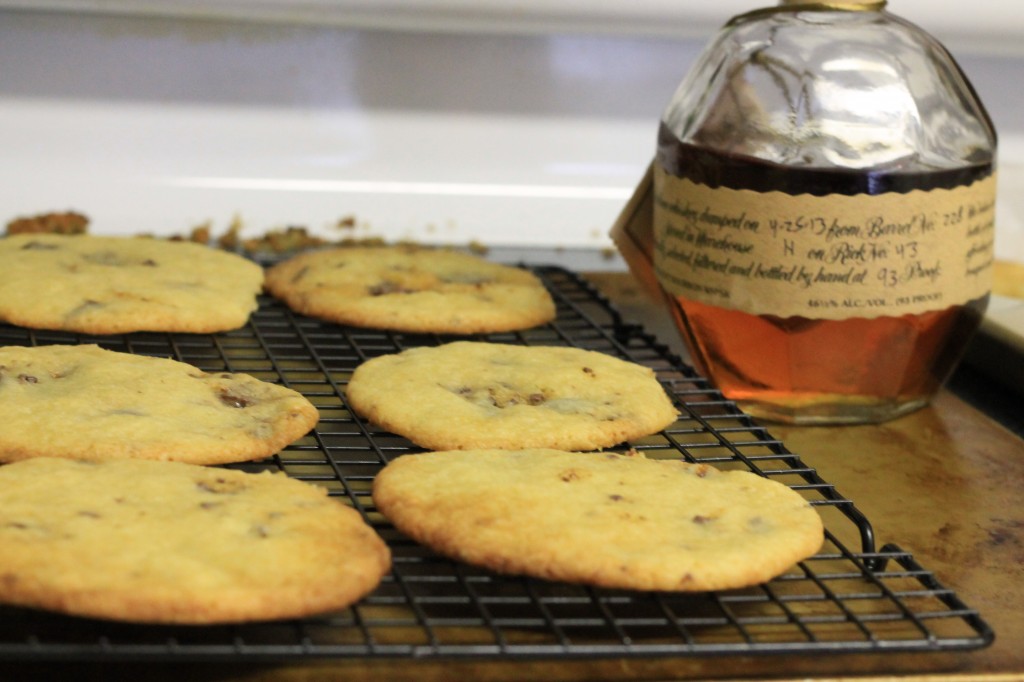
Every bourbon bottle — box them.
[617,0,997,424]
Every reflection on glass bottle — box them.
[652,0,996,424]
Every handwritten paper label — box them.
[652,166,995,319]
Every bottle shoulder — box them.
[662,8,996,172]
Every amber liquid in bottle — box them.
[657,124,990,424]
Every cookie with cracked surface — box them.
[0,344,318,464]
[0,233,263,333]
[345,341,678,451]
[0,458,390,623]
[373,448,823,591]
[264,245,556,333]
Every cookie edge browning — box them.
[372,449,824,592]
[0,459,392,624]
[264,247,557,333]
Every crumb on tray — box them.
[3,210,495,260]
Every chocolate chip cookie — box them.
[345,341,678,451]
[0,458,390,623]
[0,233,264,334]
[0,344,318,464]
[265,245,556,333]
[373,449,823,591]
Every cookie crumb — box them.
[190,222,212,244]
[6,211,89,236]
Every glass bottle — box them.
[648,0,997,424]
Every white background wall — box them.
[0,1,1020,262]
[4,1,1023,55]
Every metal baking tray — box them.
[0,263,993,662]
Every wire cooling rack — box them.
[0,264,993,662]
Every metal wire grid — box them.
[0,265,993,661]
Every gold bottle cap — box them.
[779,0,887,8]
[729,0,887,26]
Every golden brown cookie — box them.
[0,233,264,334]
[265,245,556,333]
[0,344,318,464]
[345,341,678,451]
[0,458,390,623]
[373,449,823,591]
